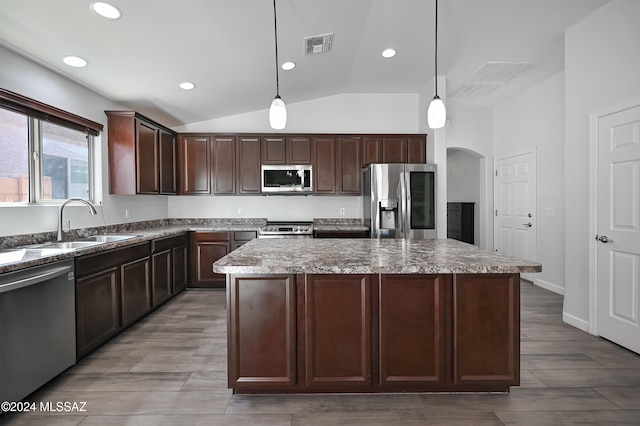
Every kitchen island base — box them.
[227,272,520,394]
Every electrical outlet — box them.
[237,207,243,216]
[125,208,131,219]
[339,207,346,215]
[545,208,554,218]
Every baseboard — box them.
[563,312,590,332]
[534,278,565,295]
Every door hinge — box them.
[495,169,498,177]
[495,209,498,216]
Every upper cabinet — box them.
[177,134,212,195]
[261,135,312,165]
[106,111,177,195]
[362,135,427,165]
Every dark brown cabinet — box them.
[178,134,212,195]
[121,256,151,327]
[75,242,151,358]
[304,274,372,389]
[337,137,362,194]
[152,234,188,306]
[313,136,336,194]
[212,136,236,194]
[379,274,450,389]
[261,135,312,165]
[189,231,257,288]
[362,135,427,165]
[190,232,230,288]
[106,111,177,195]
[228,274,297,389]
[453,274,520,387]
[75,266,120,358]
[314,230,369,238]
[236,136,261,194]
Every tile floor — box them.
[3,281,640,425]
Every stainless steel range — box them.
[258,221,314,238]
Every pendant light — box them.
[427,0,446,129]
[269,0,287,129]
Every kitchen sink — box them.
[37,241,102,249]
[80,234,138,243]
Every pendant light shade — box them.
[269,0,287,129]
[428,0,446,129]
[269,95,287,130]
[427,95,446,129]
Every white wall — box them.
[0,45,169,237]
[493,72,566,295]
[563,0,640,328]
[445,105,493,249]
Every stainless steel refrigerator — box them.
[363,163,437,239]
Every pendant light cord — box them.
[433,0,439,97]
[273,0,280,97]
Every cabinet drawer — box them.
[151,233,187,253]
[233,231,257,242]
[76,243,151,277]
[192,231,230,242]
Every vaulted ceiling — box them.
[0,0,608,127]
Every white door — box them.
[596,105,640,354]
[494,152,537,281]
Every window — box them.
[0,89,102,204]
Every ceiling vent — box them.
[304,33,333,55]
[449,61,540,98]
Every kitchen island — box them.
[212,238,541,394]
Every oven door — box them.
[262,165,312,194]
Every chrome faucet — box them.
[57,198,98,241]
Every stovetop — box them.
[258,221,314,236]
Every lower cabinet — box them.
[189,231,256,288]
[314,230,369,238]
[304,274,372,389]
[76,234,189,359]
[228,274,297,389]
[152,234,188,306]
[227,272,520,393]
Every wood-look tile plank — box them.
[0,415,86,426]
[77,414,292,426]
[594,387,640,410]
[497,410,640,425]
[292,412,504,426]
[529,368,640,387]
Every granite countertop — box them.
[212,238,542,275]
[312,218,368,232]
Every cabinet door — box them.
[237,136,261,194]
[213,136,236,194]
[407,136,427,164]
[159,129,177,194]
[453,274,520,386]
[189,232,230,288]
[337,137,362,194]
[173,244,188,293]
[304,274,372,388]
[76,267,120,357]
[178,135,211,194]
[121,257,151,326]
[136,120,159,194]
[382,137,408,163]
[287,136,312,164]
[228,274,296,388]
[152,249,172,306]
[313,136,336,194]
[379,275,450,388]
[261,136,286,164]
[362,137,382,165]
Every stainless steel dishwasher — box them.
[0,259,76,402]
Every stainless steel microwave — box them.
[261,165,313,194]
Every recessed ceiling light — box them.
[179,82,195,90]
[90,2,121,20]
[282,61,296,71]
[382,48,397,58]
[63,56,88,67]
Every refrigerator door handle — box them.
[404,171,411,239]
[400,171,407,239]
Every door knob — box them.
[523,222,532,228]
[596,235,610,243]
